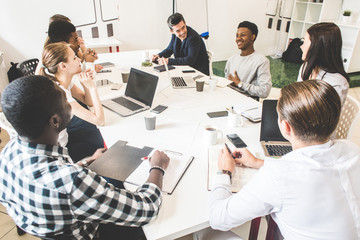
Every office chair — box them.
[336,95,360,139]
[19,58,39,76]
[249,216,278,240]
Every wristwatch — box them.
[217,169,232,180]
[81,159,89,167]
[237,81,243,88]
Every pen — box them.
[224,143,235,158]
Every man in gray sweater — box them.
[225,21,272,99]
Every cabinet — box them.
[287,0,360,73]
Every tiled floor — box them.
[1,87,360,240]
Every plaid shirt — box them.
[0,138,162,239]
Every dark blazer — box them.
[158,26,209,75]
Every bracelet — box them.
[149,166,165,176]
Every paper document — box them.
[126,150,194,194]
[208,147,258,193]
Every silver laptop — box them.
[260,100,292,157]
[102,68,158,117]
[163,59,196,89]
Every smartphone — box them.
[227,134,247,148]
[207,111,228,118]
[182,69,196,73]
[151,105,168,114]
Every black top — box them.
[158,26,209,75]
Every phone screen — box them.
[151,105,168,114]
[227,134,247,148]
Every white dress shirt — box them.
[209,140,360,240]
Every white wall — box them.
[0,0,358,72]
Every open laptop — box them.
[260,99,292,157]
[102,68,158,117]
[163,59,196,89]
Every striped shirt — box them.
[0,137,162,239]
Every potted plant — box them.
[342,10,352,23]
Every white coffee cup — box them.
[142,51,150,62]
[203,125,223,146]
[144,113,156,130]
[208,78,218,91]
[228,111,243,127]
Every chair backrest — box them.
[336,95,360,139]
[207,50,214,76]
[249,216,278,240]
[0,112,17,139]
[19,58,39,76]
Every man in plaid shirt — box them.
[0,76,170,240]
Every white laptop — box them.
[163,59,196,89]
[102,68,158,117]
[260,100,292,157]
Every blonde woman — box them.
[39,42,105,161]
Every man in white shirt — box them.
[204,80,360,239]
[225,21,272,99]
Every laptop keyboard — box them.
[171,77,187,87]
[265,145,292,156]
[112,97,143,111]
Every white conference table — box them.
[93,50,265,240]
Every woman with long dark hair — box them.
[298,22,349,105]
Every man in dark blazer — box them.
[152,13,209,75]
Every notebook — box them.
[163,60,196,89]
[208,146,258,193]
[89,140,194,195]
[102,68,158,117]
[260,100,292,157]
[127,149,194,194]
[153,64,175,72]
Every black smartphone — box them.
[151,105,168,114]
[182,69,196,73]
[207,111,228,118]
[227,134,247,148]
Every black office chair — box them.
[19,58,39,76]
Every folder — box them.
[89,140,194,194]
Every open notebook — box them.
[208,147,258,193]
[127,149,194,194]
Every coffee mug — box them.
[203,125,223,146]
[228,112,243,127]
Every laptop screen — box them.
[125,68,158,107]
[260,99,288,142]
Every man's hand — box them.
[233,148,264,169]
[149,150,170,170]
[151,54,159,63]
[94,64,104,73]
[84,49,98,62]
[228,71,241,85]
[218,148,235,174]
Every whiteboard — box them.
[46,0,97,27]
[100,0,118,22]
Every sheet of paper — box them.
[126,150,194,194]
[208,147,258,193]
